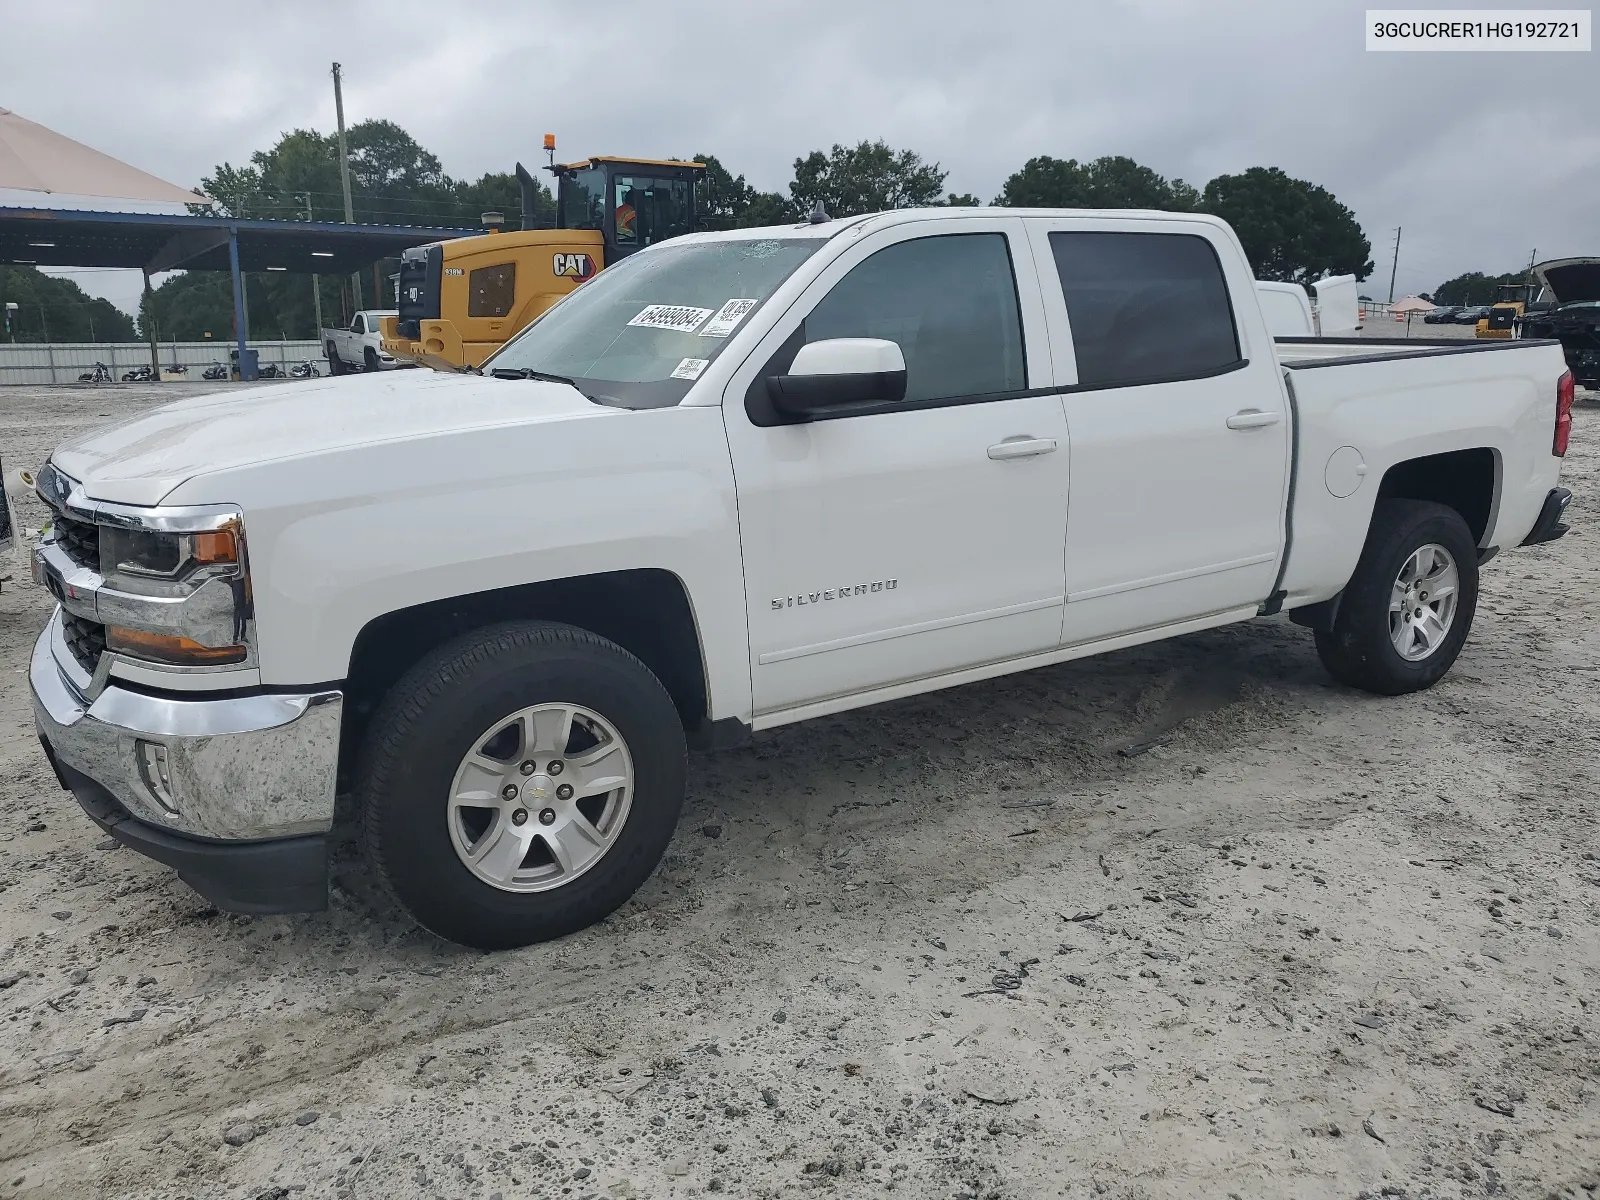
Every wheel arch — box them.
[337,568,712,788]
[1375,445,1500,548]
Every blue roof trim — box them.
[0,204,475,238]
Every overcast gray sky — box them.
[3,0,1594,316]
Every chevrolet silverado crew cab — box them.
[29,208,1575,950]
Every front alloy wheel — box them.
[448,703,634,892]
[359,621,687,949]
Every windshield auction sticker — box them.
[1367,9,1589,49]
[699,299,758,338]
[629,305,713,333]
[671,358,709,380]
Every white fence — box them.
[0,341,325,385]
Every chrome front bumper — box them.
[29,612,341,841]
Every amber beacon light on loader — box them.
[381,135,704,371]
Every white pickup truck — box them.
[322,309,399,374]
[29,207,1574,949]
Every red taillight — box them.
[1554,369,1574,457]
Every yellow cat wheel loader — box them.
[381,139,703,371]
[1475,282,1539,340]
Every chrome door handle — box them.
[987,437,1058,460]
[1226,409,1281,430]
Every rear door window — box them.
[1048,231,1241,388]
[803,233,1027,403]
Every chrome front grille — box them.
[50,509,101,572]
[60,611,106,673]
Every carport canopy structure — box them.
[0,205,473,377]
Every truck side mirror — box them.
[766,338,907,420]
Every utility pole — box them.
[332,62,363,308]
[302,191,324,336]
[1387,226,1401,305]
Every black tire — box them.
[363,346,380,373]
[326,342,344,376]
[358,621,687,950]
[1314,499,1479,695]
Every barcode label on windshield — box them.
[699,298,758,337]
[671,358,709,380]
[629,305,713,333]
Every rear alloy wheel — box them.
[1388,543,1460,661]
[359,621,686,949]
[1314,499,1479,695]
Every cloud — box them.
[5,0,1591,313]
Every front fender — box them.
[167,405,751,723]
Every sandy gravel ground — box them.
[0,376,1596,1200]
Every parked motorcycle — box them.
[258,363,285,380]
[121,365,155,383]
[289,360,321,379]
[202,362,228,381]
[165,363,189,376]
[77,362,113,384]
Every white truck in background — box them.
[29,207,1574,950]
[322,309,400,374]
[1256,274,1362,338]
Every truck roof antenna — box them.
[808,199,830,225]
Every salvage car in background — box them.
[1521,258,1600,389]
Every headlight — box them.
[101,525,239,581]
[93,512,252,669]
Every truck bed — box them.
[1274,335,1569,609]
[1273,335,1562,366]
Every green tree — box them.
[1199,167,1373,285]
[454,171,554,230]
[137,270,335,343]
[690,153,794,229]
[788,141,947,217]
[995,155,1198,210]
[176,121,558,338]
[0,266,137,342]
[1431,270,1526,307]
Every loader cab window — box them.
[612,175,693,249]
[559,167,608,231]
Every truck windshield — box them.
[484,237,821,408]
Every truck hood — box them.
[1533,258,1600,306]
[51,369,610,506]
